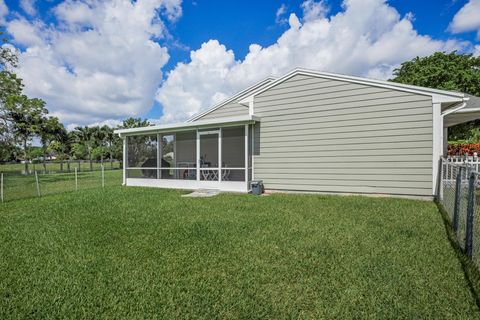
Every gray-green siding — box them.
[253,74,433,196]
[199,102,249,120]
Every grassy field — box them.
[1,170,122,201]
[0,161,121,174]
[0,187,479,318]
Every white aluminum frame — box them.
[125,125,251,193]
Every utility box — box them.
[251,180,264,195]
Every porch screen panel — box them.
[221,126,245,181]
[176,131,196,166]
[127,135,157,178]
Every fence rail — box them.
[439,159,480,270]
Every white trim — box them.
[196,130,200,181]
[156,133,161,179]
[238,68,466,106]
[115,115,260,136]
[126,178,248,193]
[251,124,255,180]
[186,77,275,122]
[244,124,248,189]
[432,102,442,196]
[218,128,222,182]
[122,137,127,185]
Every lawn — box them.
[0,187,479,318]
[1,170,122,201]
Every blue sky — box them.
[1,0,479,126]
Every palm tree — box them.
[72,126,95,171]
[102,125,117,168]
[50,126,71,171]
[38,116,62,172]
[92,126,107,165]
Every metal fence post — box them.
[74,167,78,191]
[35,171,41,197]
[466,171,476,257]
[101,165,105,188]
[1,172,3,203]
[453,166,463,231]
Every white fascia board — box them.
[114,114,260,137]
[186,77,276,122]
[238,68,465,105]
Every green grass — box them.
[2,170,122,201]
[0,161,121,174]
[1,188,479,318]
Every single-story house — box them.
[114,68,480,198]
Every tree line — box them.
[0,31,152,173]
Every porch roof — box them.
[444,94,480,127]
[114,114,260,137]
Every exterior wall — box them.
[197,102,249,120]
[253,74,434,196]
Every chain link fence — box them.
[439,159,480,269]
[0,167,122,203]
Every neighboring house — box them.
[114,68,479,198]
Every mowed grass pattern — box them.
[0,187,479,318]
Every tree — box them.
[4,95,47,173]
[102,125,119,168]
[91,126,106,164]
[49,126,72,171]
[38,116,62,172]
[120,117,151,129]
[72,126,96,171]
[391,51,480,140]
[0,29,23,160]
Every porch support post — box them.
[157,133,161,179]
[122,136,127,186]
[196,130,200,181]
[219,128,222,182]
[443,127,448,157]
[432,102,442,196]
[244,124,248,191]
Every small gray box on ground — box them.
[251,180,264,195]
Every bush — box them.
[448,143,480,156]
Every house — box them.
[114,68,479,198]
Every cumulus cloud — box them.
[8,0,182,125]
[474,45,480,56]
[156,0,467,123]
[20,0,37,16]
[0,0,8,25]
[449,0,480,39]
[301,0,328,22]
[275,4,287,25]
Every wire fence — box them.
[439,159,480,269]
[0,166,122,203]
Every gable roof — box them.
[238,68,467,106]
[186,77,276,122]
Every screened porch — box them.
[117,116,257,193]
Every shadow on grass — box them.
[436,200,480,310]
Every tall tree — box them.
[0,29,23,160]
[91,126,107,164]
[120,117,151,129]
[102,125,118,168]
[72,126,95,171]
[391,51,480,140]
[4,95,47,173]
[49,126,72,171]
[38,116,62,172]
